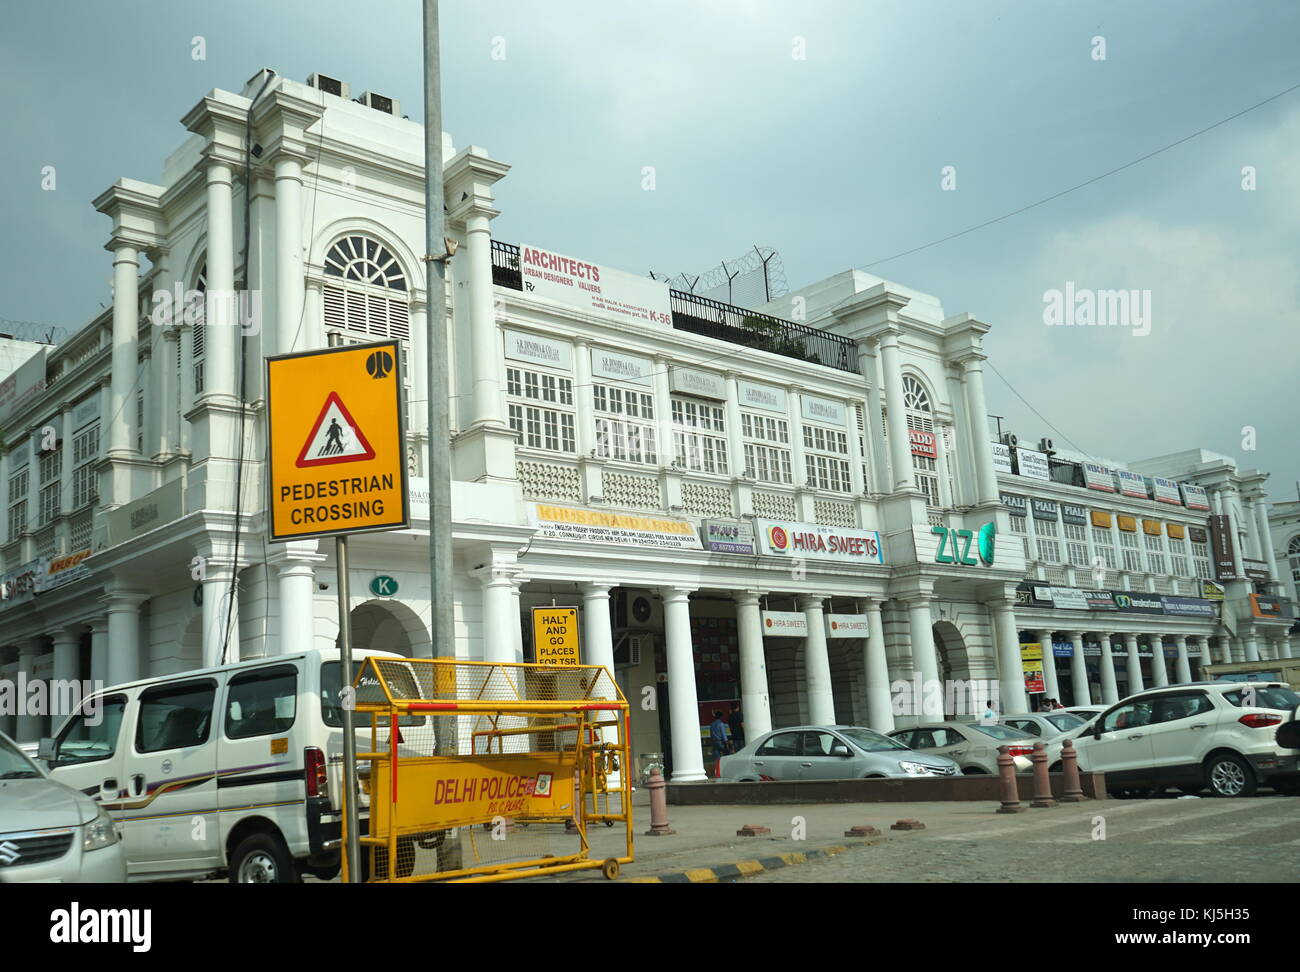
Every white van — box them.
[39,647,416,883]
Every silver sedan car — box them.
[887,720,1050,774]
[718,725,959,782]
[999,711,1090,741]
[0,730,126,883]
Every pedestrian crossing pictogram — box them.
[295,391,376,467]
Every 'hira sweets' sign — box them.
[933,522,997,566]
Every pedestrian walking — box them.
[709,710,730,771]
[728,701,744,750]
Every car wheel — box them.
[229,833,300,884]
[1205,753,1256,798]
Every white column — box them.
[846,401,866,496]
[1068,631,1090,705]
[573,340,596,456]
[109,243,140,456]
[1252,498,1280,584]
[1240,495,1263,561]
[14,639,44,742]
[50,627,81,729]
[734,592,772,738]
[877,331,913,492]
[1244,634,1261,663]
[799,595,836,725]
[653,356,674,472]
[477,566,519,665]
[1150,634,1169,687]
[509,585,524,664]
[274,154,305,355]
[856,341,887,494]
[580,583,615,675]
[1279,637,1294,660]
[1175,635,1192,684]
[465,212,504,427]
[1124,633,1145,693]
[159,329,180,455]
[862,597,894,732]
[58,406,75,512]
[201,567,239,669]
[106,593,147,686]
[907,596,942,718]
[961,356,999,506]
[90,619,109,690]
[1098,633,1119,704]
[786,384,807,489]
[274,543,320,656]
[409,298,428,442]
[660,587,705,782]
[1037,629,1060,703]
[723,374,745,480]
[203,160,237,401]
[989,599,1027,714]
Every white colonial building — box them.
[0,69,1293,782]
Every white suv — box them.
[1072,681,1300,798]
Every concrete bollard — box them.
[736,824,772,836]
[844,825,882,837]
[1060,739,1085,802]
[997,745,1026,814]
[1030,742,1056,808]
[643,768,676,836]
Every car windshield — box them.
[970,723,1033,741]
[839,727,908,752]
[1045,713,1087,732]
[1223,686,1300,711]
[0,736,41,779]
[321,661,424,729]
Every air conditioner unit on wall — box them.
[306,73,350,99]
[614,590,662,631]
[358,91,400,116]
[613,634,647,667]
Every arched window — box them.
[902,375,931,412]
[902,375,940,509]
[192,263,206,395]
[321,235,411,382]
[1289,534,1300,591]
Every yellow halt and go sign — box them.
[533,606,580,666]
[266,340,409,542]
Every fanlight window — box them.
[324,236,407,291]
[902,375,931,412]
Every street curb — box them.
[622,842,871,883]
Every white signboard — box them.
[528,503,702,550]
[1181,483,1211,511]
[669,367,726,400]
[0,349,47,426]
[1016,448,1050,480]
[761,611,808,637]
[825,614,869,639]
[754,520,885,564]
[591,348,653,386]
[72,397,101,431]
[409,476,430,520]
[737,380,787,413]
[991,441,1013,474]
[504,329,572,371]
[1083,461,1115,492]
[800,394,846,427]
[1151,477,1182,506]
[518,243,673,327]
[1116,468,1148,498]
[1049,587,1090,611]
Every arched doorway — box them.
[932,621,975,719]
[339,599,430,658]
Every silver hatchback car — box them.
[0,730,126,883]
[718,725,959,782]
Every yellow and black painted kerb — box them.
[624,843,867,883]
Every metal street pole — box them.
[336,535,360,882]
[423,0,461,871]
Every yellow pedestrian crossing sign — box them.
[266,340,409,542]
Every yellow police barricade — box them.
[343,657,633,883]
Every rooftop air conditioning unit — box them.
[1002,432,1019,448]
[615,590,662,630]
[358,91,399,116]
[1038,437,1054,454]
[306,73,350,99]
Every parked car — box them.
[1063,705,1107,723]
[1071,681,1300,798]
[38,646,421,883]
[0,728,126,883]
[887,721,1056,775]
[1000,711,1090,741]
[718,725,959,781]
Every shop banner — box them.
[826,614,870,639]
[669,367,726,400]
[702,519,756,555]
[1181,483,1211,511]
[519,242,673,327]
[504,329,573,370]
[1208,514,1237,580]
[1117,515,1137,532]
[1016,448,1050,480]
[591,347,653,386]
[801,394,847,427]
[529,504,702,549]
[1188,526,1208,544]
[1249,595,1294,620]
[1152,477,1183,505]
[1090,511,1113,528]
[1112,591,1165,614]
[1000,492,1027,517]
[1061,503,1088,525]
[737,380,786,413]
[1200,580,1225,602]
[0,559,41,608]
[909,428,938,458]
[761,611,808,637]
[1141,518,1162,536]
[1052,642,1075,658]
[755,520,884,564]
[1161,596,1216,619]
[1020,643,1045,693]
[35,549,94,593]
[1166,523,1185,540]
[1031,498,1059,521]
[1116,469,1148,498]
[1049,587,1089,610]
[1242,558,1271,583]
[1083,590,1118,611]
[1083,461,1116,492]
[992,442,1013,474]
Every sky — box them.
[2,0,1297,498]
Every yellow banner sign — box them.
[1141,518,1162,536]
[1116,515,1137,532]
[1020,643,1045,693]
[1090,511,1112,528]
[266,341,409,541]
[533,607,580,665]
[1166,523,1185,539]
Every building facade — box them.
[0,70,1294,782]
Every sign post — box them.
[267,339,409,882]
[532,606,580,666]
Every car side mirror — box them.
[37,737,55,761]
[830,745,851,757]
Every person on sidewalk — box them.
[728,701,744,750]
[709,711,730,773]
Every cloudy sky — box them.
[2,0,1297,496]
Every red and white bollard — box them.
[643,768,676,836]
[1060,739,1085,802]
[1030,742,1056,808]
[997,745,1026,814]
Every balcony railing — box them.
[490,240,857,373]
